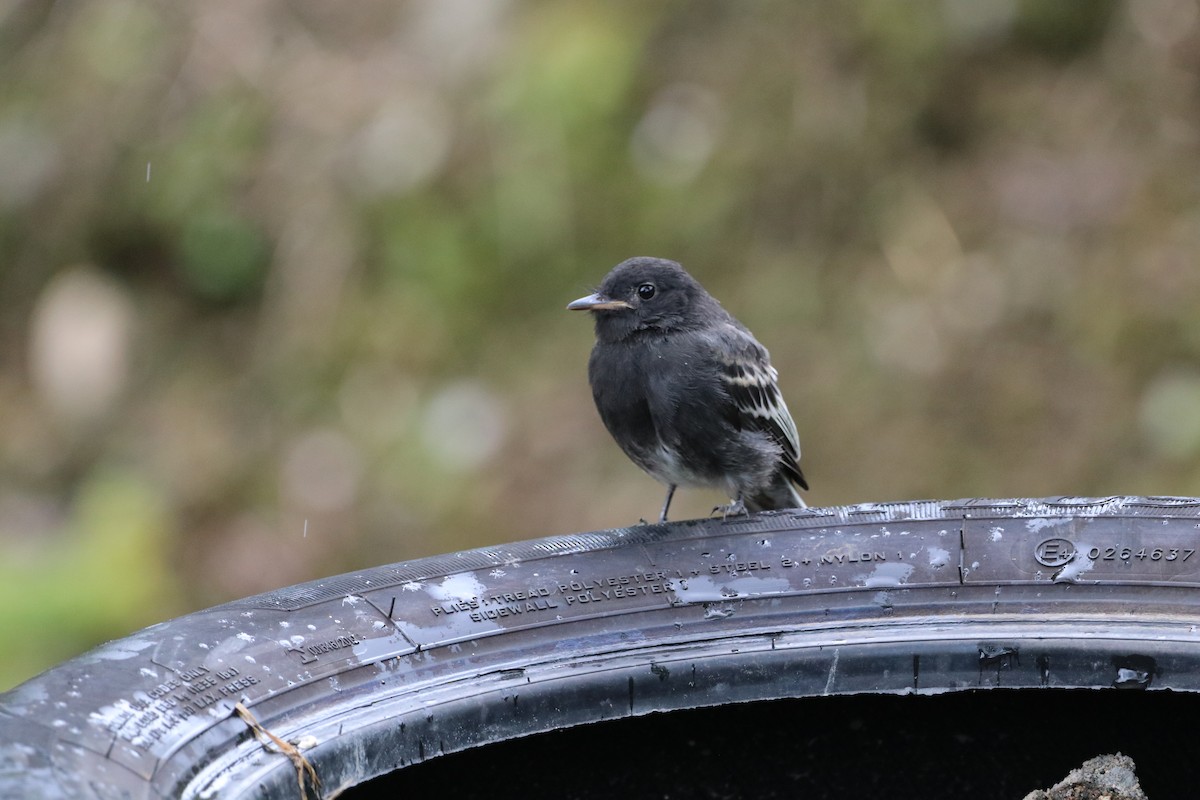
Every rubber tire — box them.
[3,496,1200,798]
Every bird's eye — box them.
[637,283,656,300]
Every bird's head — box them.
[567,257,719,342]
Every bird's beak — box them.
[567,292,632,312]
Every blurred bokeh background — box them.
[2,0,1199,688]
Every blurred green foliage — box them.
[2,0,1200,688]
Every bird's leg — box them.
[659,484,677,523]
[712,494,748,520]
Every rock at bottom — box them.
[1022,753,1146,800]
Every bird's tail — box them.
[744,473,807,512]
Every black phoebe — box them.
[569,256,807,522]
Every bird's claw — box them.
[711,498,748,520]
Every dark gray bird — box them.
[568,256,807,522]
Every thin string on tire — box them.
[233,701,321,800]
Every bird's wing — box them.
[712,323,808,490]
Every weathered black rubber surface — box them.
[3,497,1200,798]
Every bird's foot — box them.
[711,497,748,520]
[658,485,677,525]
